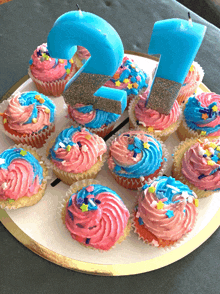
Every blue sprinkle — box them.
[84,198,88,205]
[134,148,141,154]
[68,210,74,221]
[136,120,140,125]
[212,155,218,162]
[123,134,130,137]
[164,158,167,162]
[86,238,91,244]
[95,199,101,204]
[142,183,149,190]
[46,51,50,56]
[171,154,174,157]
[198,174,206,180]
[37,50,42,57]
[203,154,207,158]
[68,196,73,207]
[29,59,33,65]
[77,141,82,147]
[115,165,121,172]
[138,217,144,225]
[133,152,137,158]
[77,198,84,205]
[128,144,135,151]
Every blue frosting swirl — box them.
[184,97,220,135]
[75,105,119,129]
[18,91,56,126]
[49,126,92,162]
[69,184,122,212]
[0,147,43,184]
[113,134,163,178]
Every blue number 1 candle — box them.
[47,9,127,114]
[146,15,206,114]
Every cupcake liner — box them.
[67,105,119,138]
[172,137,219,198]
[177,62,204,105]
[43,127,107,185]
[0,93,56,148]
[128,96,183,142]
[59,179,131,251]
[28,66,76,97]
[126,87,147,110]
[106,129,169,190]
[0,143,51,210]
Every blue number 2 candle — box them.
[47,9,127,114]
[146,16,206,115]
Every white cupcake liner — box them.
[0,143,52,210]
[58,179,131,252]
[28,67,76,97]
[0,92,56,148]
[128,96,183,142]
[106,129,169,190]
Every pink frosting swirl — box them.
[182,139,220,190]
[184,62,201,85]
[4,93,52,134]
[138,181,197,241]
[30,43,76,82]
[0,159,41,201]
[134,90,180,130]
[52,128,107,173]
[65,186,130,250]
[76,46,91,61]
[68,103,96,125]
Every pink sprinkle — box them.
[136,76,141,81]
[161,197,168,202]
[86,186,94,192]
[136,211,140,219]
[86,194,94,199]
[151,239,159,247]
[150,200,157,208]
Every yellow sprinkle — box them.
[201,131,206,136]
[123,79,129,84]
[115,80,121,87]
[44,108,50,114]
[189,64,194,72]
[156,201,164,210]
[205,150,212,157]
[127,83,133,89]
[59,59,64,63]
[194,199,199,207]
[45,55,50,61]
[207,160,215,166]
[143,142,150,149]
[209,142,217,149]
[32,118,37,124]
[148,186,156,193]
[66,68,70,74]
[197,139,203,144]
[148,127,154,132]
[85,134,91,140]
[3,118,7,124]
[66,145,71,152]
[216,146,220,151]
[35,95,41,100]
[69,58,74,64]
[212,105,218,112]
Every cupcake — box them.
[47,126,107,185]
[62,180,131,251]
[28,43,78,96]
[176,61,204,104]
[133,176,198,247]
[74,48,149,107]
[108,130,168,190]
[0,145,48,209]
[177,92,220,141]
[67,103,120,138]
[173,137,220,198]
[129,90,182,141]
[0,91,56,148]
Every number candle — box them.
[146,15,206,115]
[47,9,127,114]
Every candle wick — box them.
[188,12,193,26]
[76,4,83,16]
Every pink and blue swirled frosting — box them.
[0,147,43,200]
[108,131,164,178]
[65,184,130,250]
